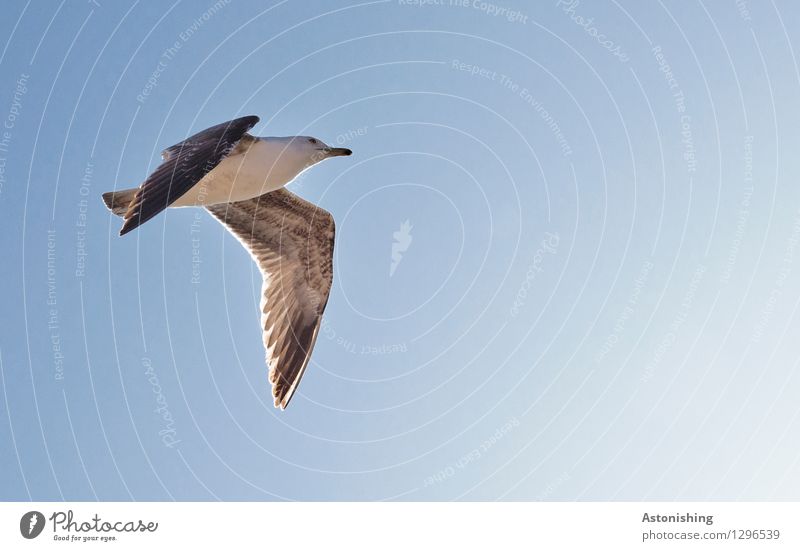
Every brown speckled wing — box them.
[206,188,335,409]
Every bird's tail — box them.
[101,188,137,217]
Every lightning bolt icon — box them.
[28,513,37,535]
[390,219,413,277]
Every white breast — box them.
[172,139,306,207]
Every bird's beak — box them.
[322,147,352,157]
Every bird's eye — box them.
[309,138,318,144]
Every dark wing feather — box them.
[119,115,259,235]
[206,188,335,409]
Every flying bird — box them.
[102,116,352,409]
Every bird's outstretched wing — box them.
[207,188,335,409]
[119,115,260,235]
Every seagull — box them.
[102,115,352,409]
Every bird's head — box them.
[288,136,352,169]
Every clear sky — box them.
[2,0,800,501]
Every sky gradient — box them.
[2,0,800,501]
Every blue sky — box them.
[2,0,800,501]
